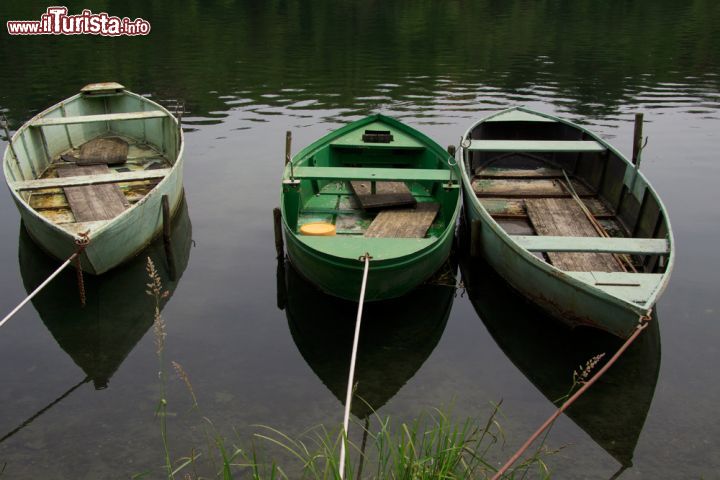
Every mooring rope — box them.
[491,315,651,480]
[0,233,90,330]
[338,253,372,480]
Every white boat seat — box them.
[511,235,670,255]
[290,166,453,182]
[30,111,167,127]
[467,140,606,153]
[11,168,171,191]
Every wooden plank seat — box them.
[472,178,593,197]
[290,166,453,182]
[467,140,606,153]
[511,235,670,255]
[12,168,171,191]
[30,111,167,127]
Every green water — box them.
[1,1,719,478]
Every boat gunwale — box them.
[459,106,674,313]
[2,88,184,242]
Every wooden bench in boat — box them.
[11,168,171,191]
[30,111,167,127]
[467,140,606,153]
[290,166,454,182]
[511,236,670,255]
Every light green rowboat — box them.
[281,114,461,301]
[2,82,184,274]
[460,107,674,338]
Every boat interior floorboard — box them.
[27,134,171,227]
[473,167,634,272]
[56,165,129,222]
[298,181,444,238]
[525,198,623,272]
[364,203,439,238]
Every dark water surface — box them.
[1,1,719,478]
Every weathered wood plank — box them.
[472,178,593,197]
[78,137,129,165]
[30,110,167,127]
[12,168,171,190]
[480,197,612,218]
[350,181,416,210]
[525,198,621,272]
[56,165,130,222]
[364,203,439,238]
[476,167,564,178]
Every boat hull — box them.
[284,222,455,301]
[3,87,184,275]
[461,202,645,338]
[459,107,673,338]
[16,159,183,275]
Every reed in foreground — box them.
[140,257,555,479]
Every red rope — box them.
[491,317,651,479]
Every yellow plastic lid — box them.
[300,222,336,236]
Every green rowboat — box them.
[459,107,674,338]
[281,114,461,301]
[3,82,184,274]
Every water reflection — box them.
[459,249,660,472]
[18,196,192,390]
[279,259,455,419]
[0,1,718,126]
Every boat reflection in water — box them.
[19,196,193,390]
[278,258,456,419]
[459,250,660,472]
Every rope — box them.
[491,315,651,480]
[74,233,90,307]
[338,253,372,480]
[0,233,90,329]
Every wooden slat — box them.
[525,198,621,272]
[476,167,564,179]
[511,236,669,255]
[56,165,130,222]
[467,140,606,153]
[78,137,129,165]
[480,197,612,218]
[291,166,452,182]
[472,178,593,197]
[12,168,171,190]
[30,111,167,127]
[364,203,439,238]
[350,181,416,210]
